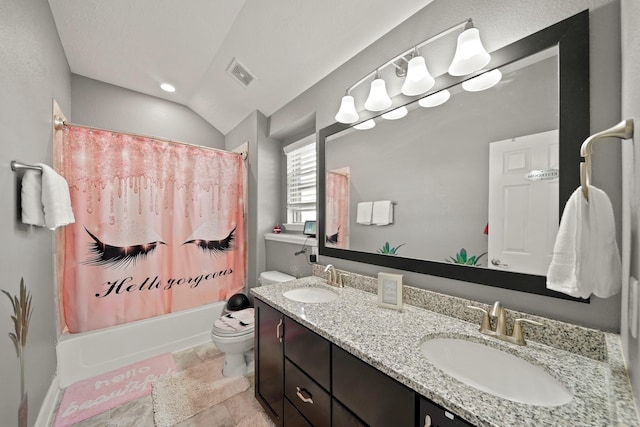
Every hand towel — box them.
[372,200,393,226]
[547,185,621,298]
[38,163,75,230]
[356,201,373,225]
[21,169,46,226]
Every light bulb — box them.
[462,69,502,92]
[381,106,408,120]
[448,28,491,76]
[364,78,392,111]
[335,95,359,123]
[160,83,176,92]
[418,89,451,108]
[401,56,435,96]
[354,119,376,130]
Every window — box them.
[284,135,316,224]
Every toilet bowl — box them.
[211,270,295,377]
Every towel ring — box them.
[579,119,634,201]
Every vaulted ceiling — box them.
[48,0,433,134]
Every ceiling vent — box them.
[227,58,255,87]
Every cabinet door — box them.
[255,299,284,425]
[332,398,366,427]
[419,396,474,427]
[284,317,331,390]
[333,345,415,427]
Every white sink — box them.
[420,337,572,407]
[283,287,339,303]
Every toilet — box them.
[211,270,295,377]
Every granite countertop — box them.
[251,275,639,427]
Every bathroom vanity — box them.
[251,273,638,426]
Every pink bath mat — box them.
[53,353,177,427]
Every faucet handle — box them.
[467,305,491,333]
[511,318,543,345]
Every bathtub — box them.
[56,301,225,388]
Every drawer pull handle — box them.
[296,387,314,404]
[276,319,283,343]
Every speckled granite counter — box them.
[251,275,639,427]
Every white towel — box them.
[21,164,75,230]
[372,200,393,226]
[356,202,373,225]
[21,169,46,226]
[547,185,621,298]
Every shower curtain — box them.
[326,168,349,248]
[56,126,245,333]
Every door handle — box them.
[296,387,314,404]
[276,319,283,343]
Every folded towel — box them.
[21,169,46,226]
[229,308,254,325]
[372,200,393,226]
[356,202,373,225]
[547,185,621,298]
[39,164,75,230]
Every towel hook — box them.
[579,119,634,200]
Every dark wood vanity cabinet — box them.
[255,299,285,425]
[255,299,474,427]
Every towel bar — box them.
[580,119,634,200]
[11,161,42,172]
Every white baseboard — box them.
[34,376,60,427]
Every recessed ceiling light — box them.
[160,83,176,93]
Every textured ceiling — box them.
[48,0,433,134]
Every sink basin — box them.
[283,287,339,303]
[420,338,572,407]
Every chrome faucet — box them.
[323,264,343,287]
[467,301,542,346]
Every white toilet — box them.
[211,270,295,377]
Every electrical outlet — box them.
[309,254,317,263]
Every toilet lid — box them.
[261,270,295,283]
[212,308,255,336]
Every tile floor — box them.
[50,342,266,427]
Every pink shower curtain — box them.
[56,126,245,333]
[326,168,349,248]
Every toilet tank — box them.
[259,270,296,286]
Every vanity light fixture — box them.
[160,83,176,93]
[418,89,451,108]
[334,18,490,123]
[335,92,359,124]
[354,119,376,130]
[461,69,502,92]
[400,48,435,96]
[364,71,393,111]
[381,106,408,120]
[448,27,492,76]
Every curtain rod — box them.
[53,116,247,159]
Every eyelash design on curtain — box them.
[83,226,167,269]
[182,226,236,255]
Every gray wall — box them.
[265,240,315,279]
[269,0,622,331]
[225,111,282,291]
[0,0,71,425]
[620,0,640,415]
[71,75,225,148]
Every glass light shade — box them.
[160,83,176,92]
[381,106,408,120]
[335,95,359,123]
[354,119,376,130]
[462,69,502,92]
[448,28,491,76]
[401,56,435,96]
[364,78,392,111]
[418,89,451,108]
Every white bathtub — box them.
[56,301,225,388]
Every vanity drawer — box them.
[285,358,330,427]
[332,345,414,427]
[284,316,331,390]
[284,398,312,427]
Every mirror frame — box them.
[318,10,589,300]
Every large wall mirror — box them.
[318,11,589,299]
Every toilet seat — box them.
[211,323,254,337]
